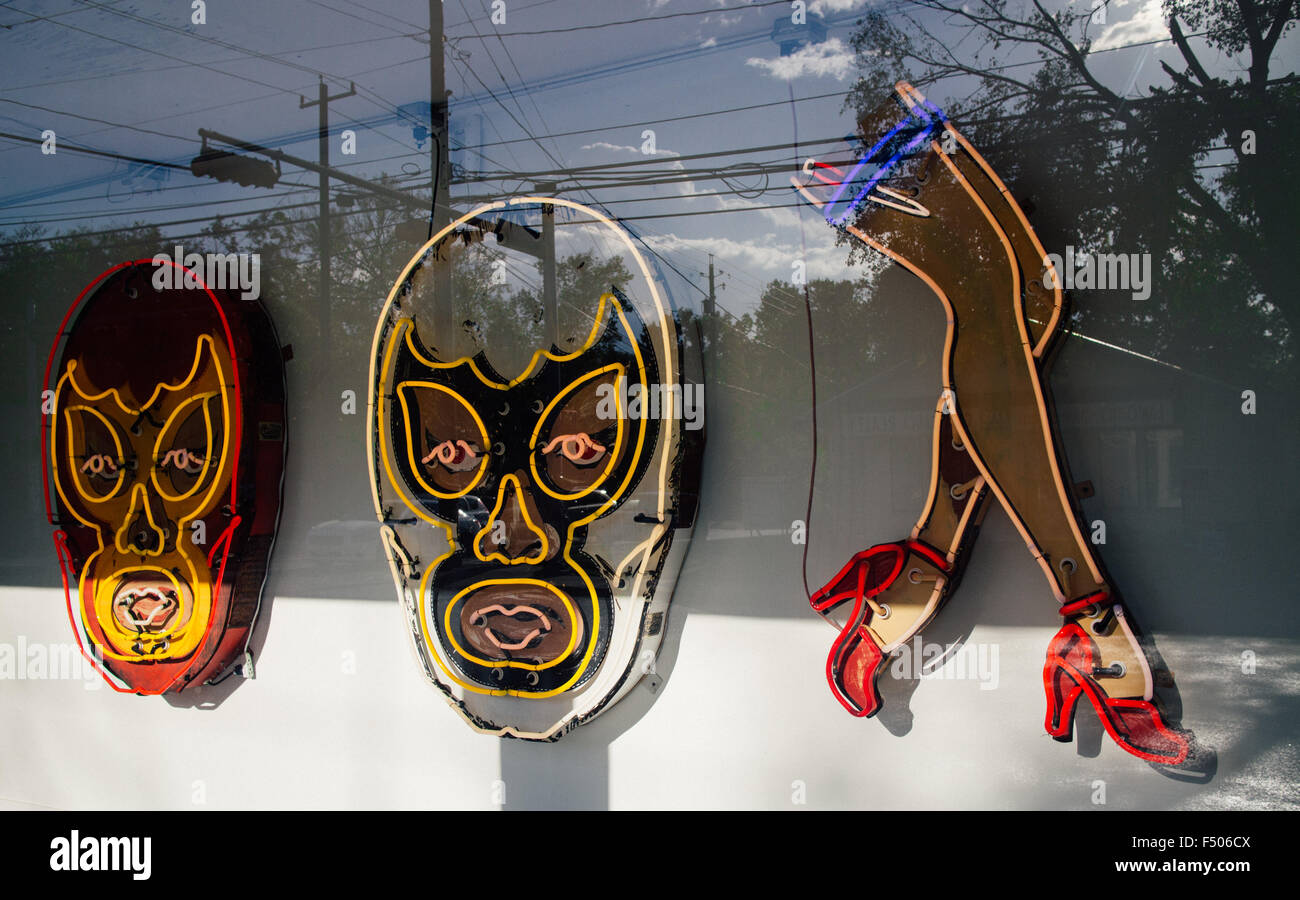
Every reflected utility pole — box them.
[430,0,453,344]
[699,254,723,351]
[703,253,719,319]
[300,77,355,356]
[535,181,558,351]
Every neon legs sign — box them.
[43,260,286,694]
[795,83,1196,766]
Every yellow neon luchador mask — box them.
[369,198,704,739]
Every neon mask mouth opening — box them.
[112,573,185,634]
[473,604,552,650]
[458,583,582,665]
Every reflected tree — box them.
[845,0,1299,378]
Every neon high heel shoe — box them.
[811,540,952,717]
[1044,592,1190,765]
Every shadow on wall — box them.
[495,594,689,810]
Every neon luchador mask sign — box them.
[794,83,1197,767]
[369,197,702,739]
[43,260,287,694]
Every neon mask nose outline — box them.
[472,473,550,566]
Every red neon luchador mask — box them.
[43,260,286,694]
